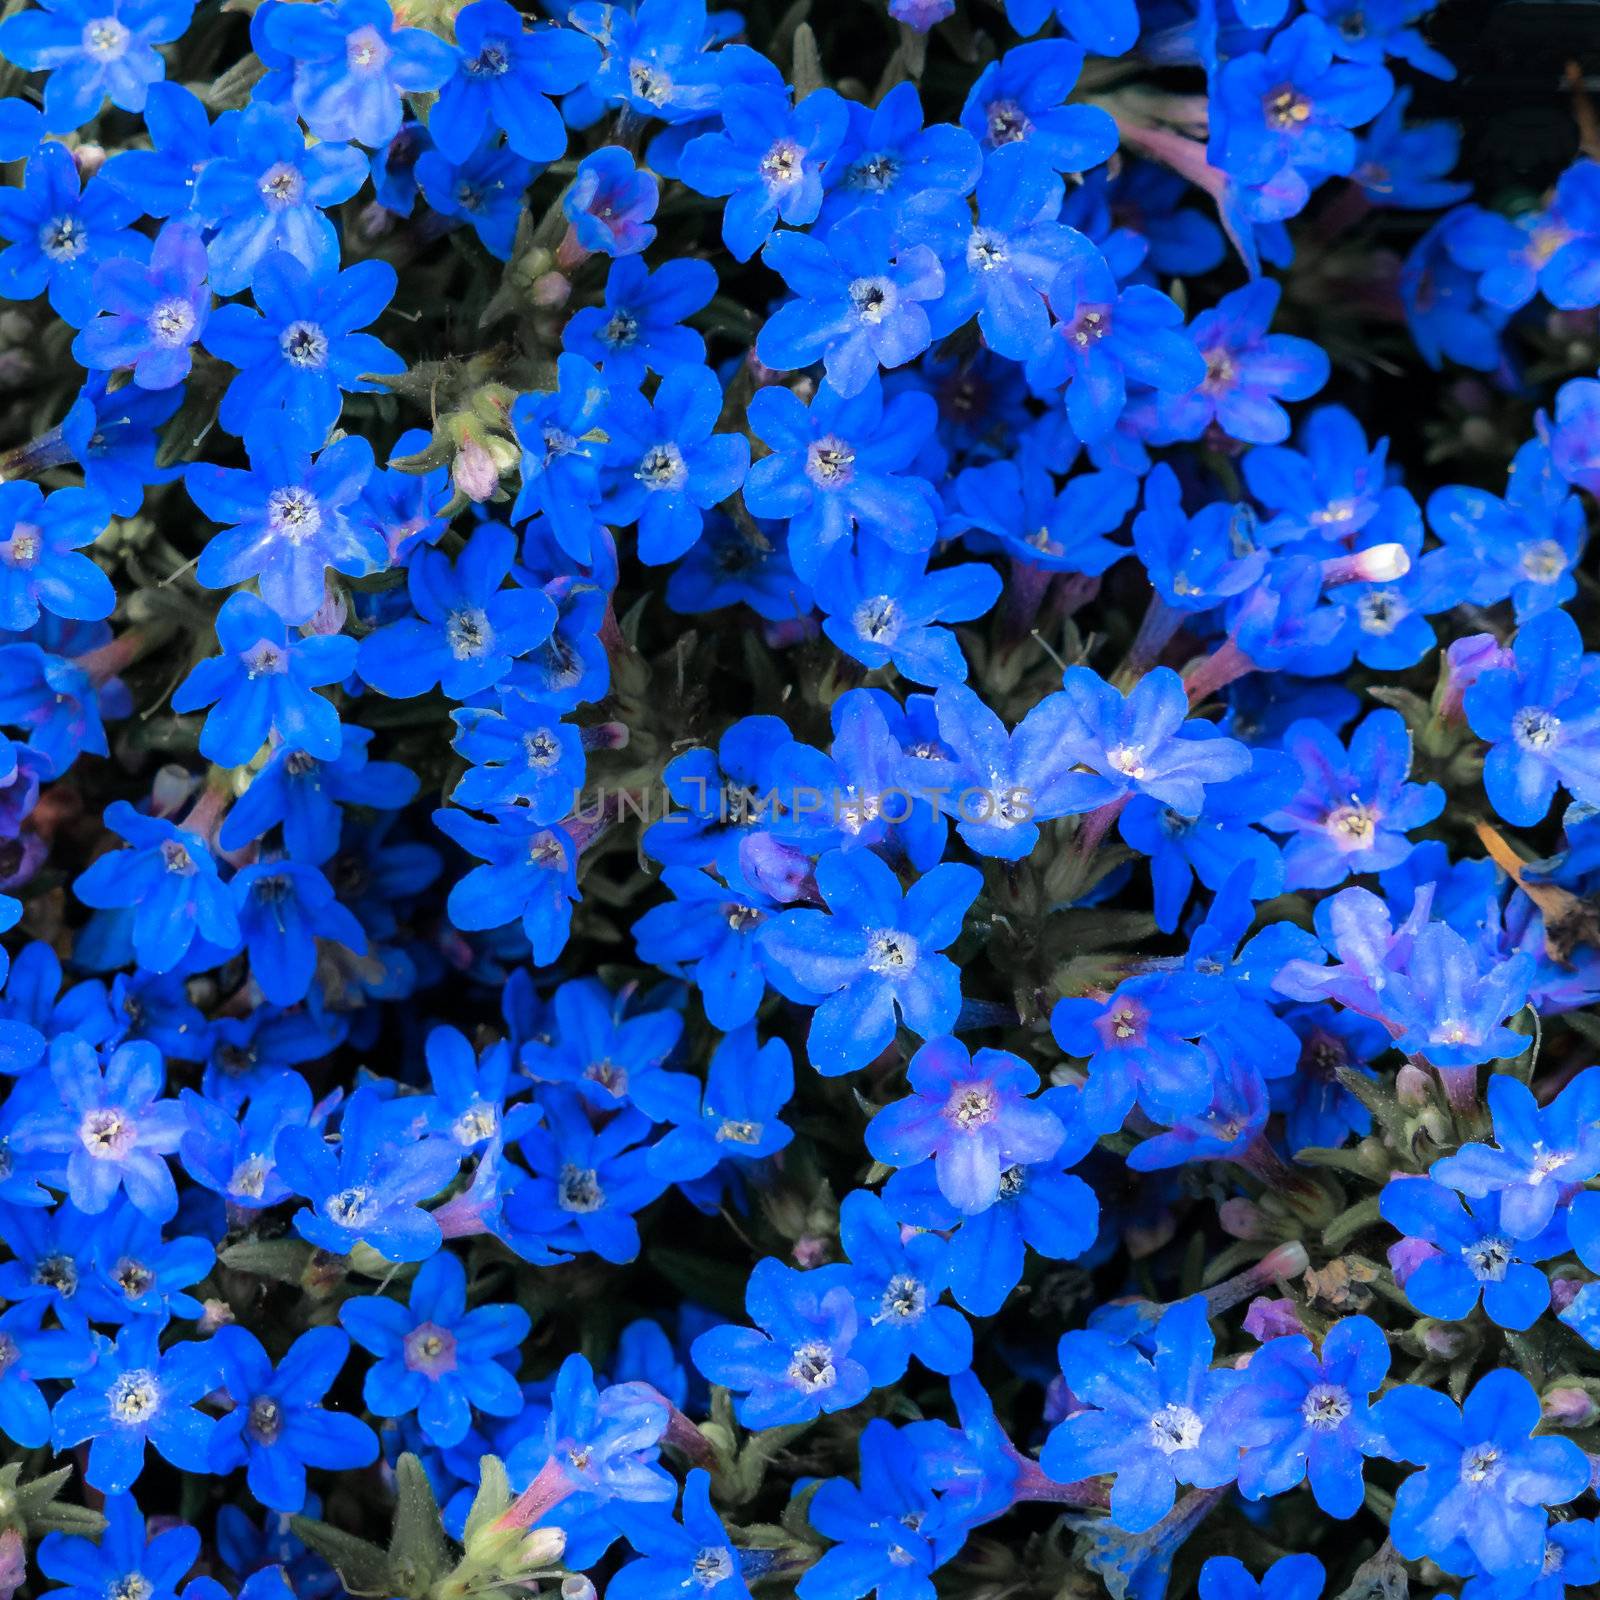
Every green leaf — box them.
[389,1455,451,1599]
[290,1518,395,1597]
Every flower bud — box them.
[1542,1385,1600,1428]
[453,437,500,502]
[1321,542,1411,587]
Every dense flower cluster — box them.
[1,1,1600,1599]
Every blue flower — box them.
[631,869,781,1030]
[187,429,382,624]
[1264,709,1444,888]
[1152,281,1331,447]
[1380,1177,1564,1331]
[580,0,723,125]
[416,135,534,260]
[818,81,980,233]
[433,808,580,964]
[1200,1556,1325,1600]
[1374,1369,1591,1580]
[798,1418,961,1600]
[277,1084,462,1262]
[743,375,938,584]
[1380,922,1533,1070]
[73,799,238,973]
[262,0,456,147]
[1209,17,1393,214]
[59,376,183,516]
[450,695,583,818]
[519,977,687,1120]
[218,725,419,865]
[501,1089,664,1264]
[959,42,1118,172]
[0,139,144,326]
[73,221,208,389]
[953,455,1138,577]
[563,256,715,388]
[360,525,556,700]
[1026,233,1203,441]
[51,1321,217,1492]
[172,593,358,768]
[15,1034,184,1218]
[38,1498,200,1600]
[758,213,947,399]
[601,367,750,564]
[837,1188,970,1384]
[194,102,370,295]
[0,0,195,130]
[565,146,659,257]
[691,1257,872,1429]
[204,252,403,440]
[510,352,611,561]
[1352,88,1470,209]
[0,1301,93,1446]
[0,481,114,630]
[865,1035,1064,1214]
[759,850,981,1076]
[178,1068,318,1209]
[1041,1296,1244,1533]
[232,860,368,1006]
[934,147,1099,362]
[680,82,849,261]
[609,1469,752,1600]
[647,1026,793,1182]
[1231,1316,1389,1518]
[1431,1066,1600,1237]
[341,1249,529,1447]
[430,1,597,163]
[818,541,999,689]
[211,1325,377,1511]
[1003,0,1137,56]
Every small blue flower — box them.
[758,213,947,399]
[1380,1177,1564,1331]
[204,252,403,440]
[0,1301,93,1446]
[563,256,715,389]
[1431,1066,1600,1237]
[429,0,597,163]
[743,375,938,584]
[194,102,370,295]
[38,1497,200,1600]
[276,1084,462,1262]
[1232,1316,1389,1518]
[51,1320,217,1492]
[609,1469,752,1600]
[959,42,1118,172]
[0,0,196,130]
[416,135,534,260]
[1026,233,1203,441]
[647,1026,793,1182]
[178,1068,318,1209]
[691,1257,872,1429]
[211,1325,377,1511]
[680,82,849,261]
[262,0,457,148]
[172,592,358,768]
[601,367,750,564]
[865,1035,1064,1214]
[1041,1296,1244,1533]
[15,1034,184,1218]
[1374,1369,1591,1581]
[760,850,981,1076]
[0,481,114,630]
[73,221,209,389]
[0,139,145,326]
[231,860,368,1006]
[341,1250,529,1447]
[187,429,382,624]
[565,146,659,257]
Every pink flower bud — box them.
[453,437,500,502]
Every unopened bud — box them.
[561,1576,595,1600]
[1438,632,1512,723]
[531,271,571,309]
[73,143,106,179]
[1242,1296,1304,1342]
[1543,1385,1600,1428]
[197,1298,236,1334]
[305,586,350,636]
[1321,542,1410,587]
[1416,1318,1474,1359]
[1395,1063,1434,1105]
[1219,1197,1268,1239]
[454,438,500,502]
